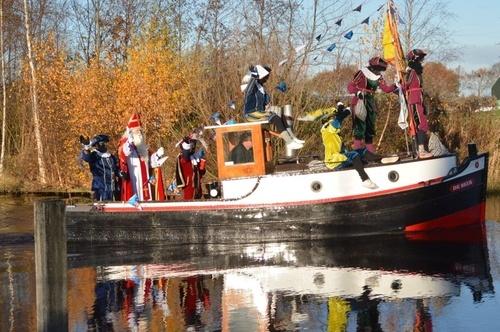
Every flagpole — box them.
[384,0,416,157]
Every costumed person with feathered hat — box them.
[347,56,398,153]
[241,64,304,150]
[79,134,119,201]
[118,113,167,201]
[403,49,433,159]
[175,137,206,200]
[320,103,399,189]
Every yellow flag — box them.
[382,12,396,64]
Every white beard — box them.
[131,131,149,161]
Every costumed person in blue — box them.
[80,134,119,201]
[320,103,399,189]
[241,64,304,150]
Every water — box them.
[1,195,500,331]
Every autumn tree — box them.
[23,0,47,184]
[423,62,459,100]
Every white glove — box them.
[156,147,164,157]
[191,158,198,166]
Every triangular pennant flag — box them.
[315,34,322,41]
[326,43,336,52]
[335,19,343,26]
[313,55,319,61]
[227,100,236,110]
[276,81,287,93]
[344,31,354,40]
[361,17,370,25]
[398,14,406,25]
[377,4,385,11]
[127,194,142,210]
[353,4,362,12]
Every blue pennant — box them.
[315,34,322,41]
[335,19,343,26]
[398,14,406,25]
[327,43,336,52]
[127,194,139,207]
[276,81,287,93]
[344,31,354,40]
[353,4,362,12]
[361,17,370,25]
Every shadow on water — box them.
[64,225,494,331]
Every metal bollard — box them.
[283,105,297,158]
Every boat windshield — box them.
[224,130,255,165]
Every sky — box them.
[305,0,500,72]
[446,0,500,70]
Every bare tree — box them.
[23,0,47,184]
[399,0,456,61]
[463,67,497,97]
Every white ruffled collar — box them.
[361,67,381,81]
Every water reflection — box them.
[66,226,494,331]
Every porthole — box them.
[388,170,399,182]
[311,181,322,192]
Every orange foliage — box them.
[16,33,193,188]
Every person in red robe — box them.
[403,49,433,159]
[175,137,206,200]
[118,113,167,201]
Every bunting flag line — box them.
[326,43,337,52]
[279,0,384,65]
[343,31,354,40]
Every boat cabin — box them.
[205,121,274,180]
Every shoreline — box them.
[1,187,499,198]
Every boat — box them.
[66,121,489,243]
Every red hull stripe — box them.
[405,202,486,232]
[102,176,446,213]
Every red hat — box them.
[127,113,142,129]
[368,57,388,70]
[406,49,427,61]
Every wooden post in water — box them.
[34,199,68,332]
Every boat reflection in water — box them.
[68,225,494,331]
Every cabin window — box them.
[223,130,255,165]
